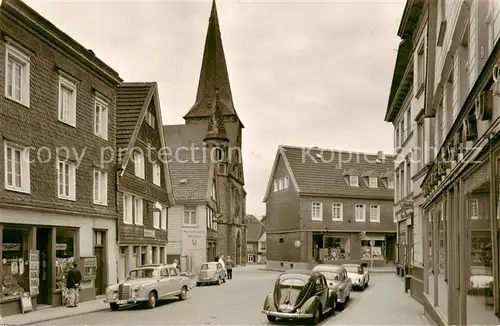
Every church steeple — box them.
[204,89,229,146]
[184,0,237,121]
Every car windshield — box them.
[344,266,362,274]
[127,268,157,280]
[201,263,215,270]
[318,271,341,281]
[471,267,493,276]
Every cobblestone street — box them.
[33,265,428,325]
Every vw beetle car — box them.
[313,264,352,310]
[196,262,226,285]
[104,264,191,310]
[342,263,370,290]
[262,270,336,325]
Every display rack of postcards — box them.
[28,250,39,295]
[55,257,74,290]
[1,255,25,299]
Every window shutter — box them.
[161,208,167,230]
[22,148,30,192]
[103,106,108,139]
[102,172,108,205]
[70,164,76,199]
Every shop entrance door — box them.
[36,228,50,305]
[93,230,106,296]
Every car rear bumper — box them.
[261,310,313,319]
[104,298,147,304]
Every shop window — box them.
[55,229,76,290]
[1,227,29,300]
[361,239,385,260]
[322,236,350,260]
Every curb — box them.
[258,268,396,274]
[2,306,110,326]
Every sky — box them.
[24,0,404,217]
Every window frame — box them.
[153,210,160,229]
[123,194,133,224]
[311,202,323,221]
[332,202,343,221]
[161,207,167,230]
[93,169,108,206]
[134,152,145,179]
[94,96,109,140]
[134,197,144,225]
[355,204,366,222]
[57,158,76,201]
[152,162,161,186]
[57,75,77,127]
[4,142,30,193]
[5,43,30,107]
[470,198,479,219]
[183,206,197,226]
[349,175,359,187]
[273,180,278,192]
[283,176,289,189]
[368,177,378,188]
[146,109,156,128]
[369,204,381,222]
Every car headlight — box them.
[135,284,144,292]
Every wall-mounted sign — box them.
[55,243,67,250]
[294,240,301,248]
[183,229,204,239]
[144,229,155,238]
[400,201,414,210]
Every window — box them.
[388,178,395,189]
[153,211,160,229]
[57,159,76,200]
[406,160,411,195]
[395,127,400,148]
[4,143,30,193]
[211,183,216,199]
[311,202,323,220]
[283,176,289,189]
[417,121,424,170]
[58,76,77,126]
[406,108,411,137]
[400,119,405,141]
[470,199,479,219]
[370,205,380,222]
[152,162,161,186]
[369,177,378,188]
[134,152,145,179]
[273,180,278,192]
[184,206,197,226]
[417,43,425,89]
[93,169,108,206]
[332,203,343,221]
[94,97,108,139]
[123,195,133,224]
[134,198,143,225]
[146,109,155,128]
[278,178,283,190]
[5,44,30,107]
[355,204,366,222]
[349,175,358,187]
[161,207,167,230]
[395,171,400,201]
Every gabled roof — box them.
[361,169,380,177]
[262,146,301,201]
[264,146,395,200]
[246,214,264,242]
[184,0,238,120]
[116,82,174,205]
[342,168,359,176]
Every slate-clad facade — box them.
[0,0,122,316]
[115,82,174,282]
[264,146,396,270]
[164,0,246,266]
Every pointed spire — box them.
[184,0,237,120]
[204,88,229,144]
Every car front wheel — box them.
[178,286,188,301]
[146,291,157,309]
[110,303,119,311]
[310,304,321,325]
[267,315,276,323]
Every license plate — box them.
[117,300,128,304]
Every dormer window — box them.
[369,177,378,188]
[349,176,359,187]
[146,109,155,128]
[388,179,394,189]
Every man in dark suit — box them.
[66,262,82,307]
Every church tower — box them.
[187,0,246,265]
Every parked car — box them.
[469,265,494,294]
[312,264,352,310]
[261,270,336,325]
[104,264,191,310]
[342,263,369,290]
[196,262,226,285]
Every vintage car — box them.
[342,263,370,290]
[312,264,352,310]
[104,264,191,310]
[261,270,336,325]
[469,265,494,294]
[196,262,226,285]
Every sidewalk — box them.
[259,265,397,273]
[1,278,198,326]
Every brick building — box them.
[0,0,122,316]
[115,82,174,282]
[164,0,246,265]
[264,146,396,270]
[245,215,265,263]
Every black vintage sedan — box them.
[261,270,336,324]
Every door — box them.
[94,230,106,295]
[36,228,50,305]
[168,267,181,293]
[159,267,172,298]
[314,277,328,306]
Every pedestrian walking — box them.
[66,262,82,308]
[225,256,234,279]
[173,259,180,271]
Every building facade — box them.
[115,82,174,282]
[164,123,219,273]
[387,0,500,325]
[0,0,122,316]
[264,146,396,270]
[385,0,428,304]
[246,215,265,263]
[257,231,266,263]
[164,0,247,265]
